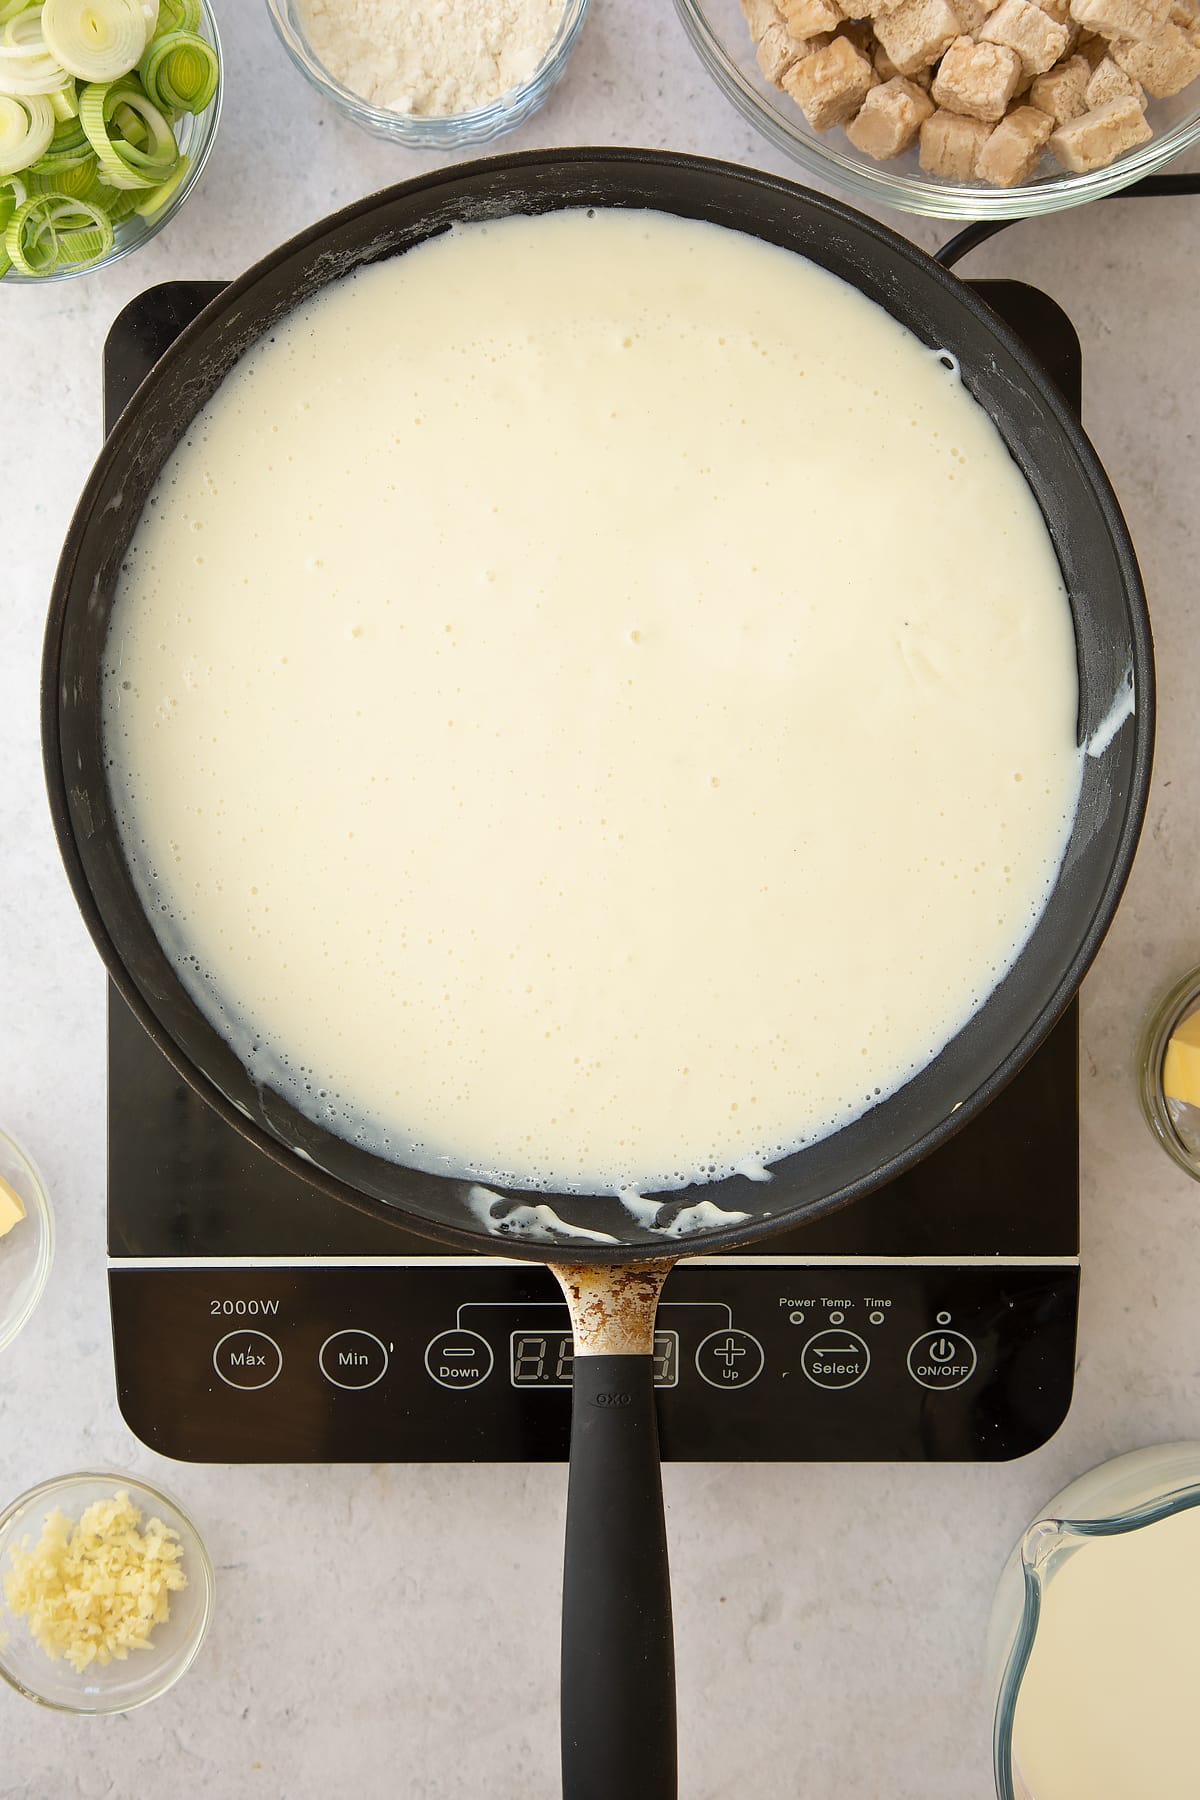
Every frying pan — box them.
[43,150,1152,1798]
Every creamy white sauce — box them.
[102,209,1083,1197]
[1013,1504,1200,1799]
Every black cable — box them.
[935,170,1200,268]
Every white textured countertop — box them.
[3,4,1199,1796]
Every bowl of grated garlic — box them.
[0,1473,214,1712]
[265,0,592,147]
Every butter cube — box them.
[0,1172,26,1239]
[1163,1010,1200,1107]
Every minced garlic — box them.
[3,1492,187,1672]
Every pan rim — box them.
[41,146,1153,1265]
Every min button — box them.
[319,1330,389,1390]
[213,1329,282,1390]
[907,1330,977,1391]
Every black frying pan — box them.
[43,150,1152,1799]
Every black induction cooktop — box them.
[104,279,1081,1466]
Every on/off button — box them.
[907,1330,978,1391]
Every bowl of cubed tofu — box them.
[674,0,1200,214]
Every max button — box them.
[907,1330,977,1390]
[425,1328,493,1390]
[213,1329,282,1390]
[695,1329,765,1389]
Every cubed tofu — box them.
[918,106,995,172]
[980,0,1070,74]
[952,0,1004,25]
[855,0,909,20]
[741,0,784,39]
[1030,53,1091,118]
[782,34,878,124]
[874,38,903,75]
[1050,93,1154,167]
[781,0,845,32]
[1085,54,1146,103]
[932,35,1024,116]
[845,74,935,152]
[977,101,1055,179]
[1169,0,1199,27]
[1111,21,1200,93]
[873,0,961,74]
[1070,0,1171,41]
[757,20,819,80]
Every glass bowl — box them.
[265,0,591,148]
[987,1443,1200,1799]
[0,1129,53,1353]
[674,0,1200,218]
[0,1473,214,1713]
[2,0,223,285]
[1137,962,1200,1178]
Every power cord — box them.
[935,170,1200,267]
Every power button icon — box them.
[907,1329,977,1391]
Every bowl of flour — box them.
[266,0,591,146]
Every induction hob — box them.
[104,279,1081,1465]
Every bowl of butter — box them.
[0,1129,53,1353]
[1139,964,1200,1177]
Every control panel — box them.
[110,1260,1077,1463]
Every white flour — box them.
[303,0,567,116]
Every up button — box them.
[907,1329,977,1391]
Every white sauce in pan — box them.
[102,209,1083,1196]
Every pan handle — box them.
[555,1264,676,1800]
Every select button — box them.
[907,1330,978,1391]
[213,1329,282,1390]
[800,1329,870,1389]
[319,1329,389,1390]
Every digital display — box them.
[510,1330,678,1388]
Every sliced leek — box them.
[79,73,176,186]
[155,0,197,30]
[4,184,112,270]
[138,26,212,110]
[0,0,214,275]
[41,0,149,83]
[0,9,72,95]
[0,90,52,172]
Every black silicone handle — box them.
[561,1352,676,1800]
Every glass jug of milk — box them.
[989,1442,1200,1800]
